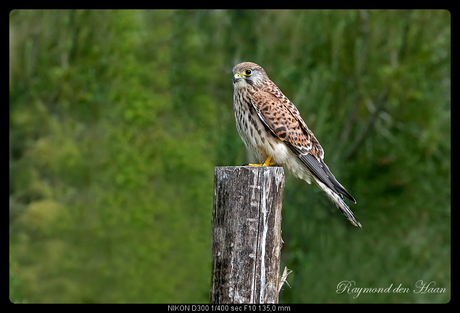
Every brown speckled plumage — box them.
[232,62,361,227]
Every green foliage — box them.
[10,10,450,303]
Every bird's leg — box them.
[262,156,276,166]
[245,156,276,167]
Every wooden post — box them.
[210,166,285,304]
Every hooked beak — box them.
[233,73,243,83]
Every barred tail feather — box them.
[313,178,362,227]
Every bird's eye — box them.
[243,69,252,76]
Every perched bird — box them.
[232,62,361,227]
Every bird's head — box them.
[232,62,268,89]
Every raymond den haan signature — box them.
[336,280,447,299]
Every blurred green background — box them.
[9,10,450,303]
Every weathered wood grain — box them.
[210,166,285,304]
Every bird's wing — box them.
[251,89,356,203]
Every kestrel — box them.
[232,62,361,227]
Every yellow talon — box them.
[246,156,276,167]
